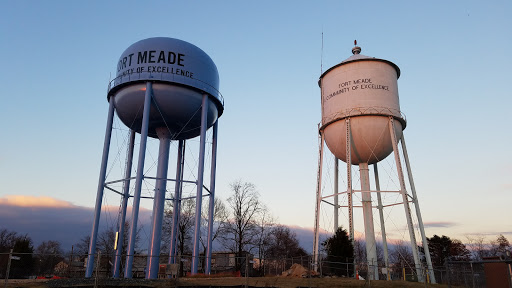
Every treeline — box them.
[385,234,512,269]
[321,226,512,278]
[0,180,308,278]
[0,230,65,278]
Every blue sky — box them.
[1,1,511,249]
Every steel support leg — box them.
[346,118,355,277]
[113,129,136,278]
[169,140,185,265]
[401,135,436,284]
[146,128,171,279]
[124,82,153,278]
[389,116,424,282]
[191,94,209,274]
[86,96,115,278]
[313,129,324,273]
[205,121,218,274]
[374,163,390,281]
[360,163,378,280]
[334,158,339,231]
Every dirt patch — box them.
[280,263,318,278]
[4,277,449,288]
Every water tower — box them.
[312,42,436,283]
[85,37,223,278]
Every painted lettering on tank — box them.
[117,53,134,72]
[325,78,390,101]
[353,78,372,84]
[138,51,148,64]
[117,50,191,78]
[135,50,185,66]
[148,50,156,63]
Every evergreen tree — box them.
[321,227,354,277]
[0,229,19,276]
[427,235,471,267]
[10,235,34,278]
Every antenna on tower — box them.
[321,30,324,74]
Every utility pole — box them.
[4,249,13,288]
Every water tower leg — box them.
[191,94,209,274]
[374,163,390,280]
[85,96,115,278]
[334,158,339,231]
[313,129,324,273]
[400,135,436,284]
[345,118,355,278]
[146,127,171,279]
[205,121,219,275]
[388,117,424,282]
[124,82,153,278]
[169,140,185,265]
[359,163,378,280]
[113,129,136,278]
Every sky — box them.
[0,1,511,251]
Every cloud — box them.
[420,221,458,228]
[465,231,512,237]
[0,195,152,251]
[0,195,75,208]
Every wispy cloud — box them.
[420,221,458,228]
[465,231,512,237]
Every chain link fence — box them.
[2,251,511,287]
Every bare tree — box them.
[35,240,64,275]
[490,234,511,257]
[253,206,274,275]
[73,235,91,258]
[465,235,488,261]
[162,203,174,253]
[95,227,120,277]
[389,240,414,271]
[351,239,385,266]
[268,225,307,259]
[219,180,262,271]
[0,228,18,252]
[376,242,384,265]
[97,227,116,257]
[353,239,366,267]
[163,198,196,259]
[199,198,229,259]
[73,221,140,275]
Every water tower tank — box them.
[108,37,224,140]
[319,46,406,164]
